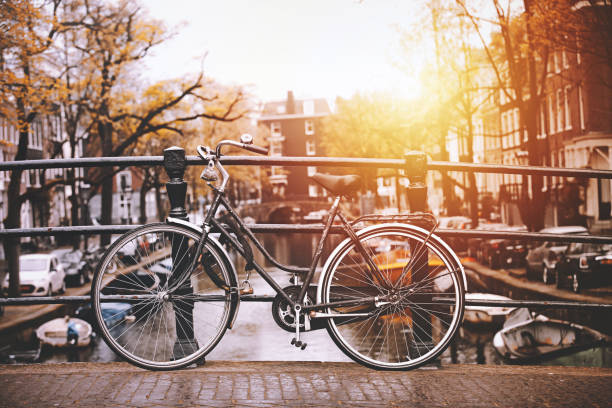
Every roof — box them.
[259,95,331,122]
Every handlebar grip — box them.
[244,144,268,155]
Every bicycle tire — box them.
[91,223,235,370]
[319,223,465,370]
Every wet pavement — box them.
[1,361,611,407]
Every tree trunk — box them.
[522,0,546,232]
[4,101,31,296]
[466,116,479,229]
[69,170,80,248]
[155,178,165,222]
[139,172,151,224]
[99,119,114,245]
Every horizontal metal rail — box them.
[0,294,275,305]
[1,155,612,178]
[0,224,610,244]
[440,298,612,310]
[1,153,611,311]
[1,295,608,310]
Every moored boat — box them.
[493,309,611,366]
[36,316,92,347]
[463,293,516,328]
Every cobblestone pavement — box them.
[1,362,611,407]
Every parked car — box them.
[76,302,134,333]
[480,225,528,269]
[440,216,485,253]
[525,226,588,284]
[555,242,612,293]
[2,254,65,296]
[51,248,93,286]
[110,235,141,265]
[467,223,508,260]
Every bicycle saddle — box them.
[311,173,361,196]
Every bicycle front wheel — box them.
[320,223,465,370]
[91,223,235,370]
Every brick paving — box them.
[1,361,611,407]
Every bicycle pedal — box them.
[291,338,297,345]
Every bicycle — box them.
[91,135,466,371]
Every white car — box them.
[2,254,66,296]
[525,226,588,283]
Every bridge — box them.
[1,361,611,407]
[239,199,332,223]
[1,148,612,407]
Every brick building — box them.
[257,91,332,200]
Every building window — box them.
[305,119,314,135]
[538,101,546,139]
[271,166,282,177]
[308,184,318,197]
[554,51,560,73]
[564,86,572,130]
[117,171,132,192]
[270,122,281,137]
[548,94,555,134]
[556,89,564,131]
[270,142,283,156]
[578,85,585,130]
[562,50,569,69]
[513,108,520,146]
[276,105,286,114]
[501,112,507,148]
[307,166,316,177]
[0,150,4,188]
[306,140,315,155]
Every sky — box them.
[142,0,425,103]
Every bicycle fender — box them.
[315,222,467,304]
[166,217,241,329]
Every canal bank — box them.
[0,284,90,346]
[463,260,612,335]
[1,361,611,407]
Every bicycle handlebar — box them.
[242,143,269,155]
[196,138,268,163]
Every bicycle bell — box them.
[201,158,218,182]
[240,133,253,144]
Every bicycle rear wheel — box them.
[91,223,235,370]
[320,223,465,370]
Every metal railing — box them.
[1,148,612,311]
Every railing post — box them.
[163,146,201,363]
[404,151,428,212]
[404,151,434,358]
[164,146,188,220]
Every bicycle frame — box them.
[166,183,388,314]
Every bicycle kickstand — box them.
[291,304,307,350]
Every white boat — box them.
[493,308,611,365]
[36,316,92,347]
[463,293,516,327]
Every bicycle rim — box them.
[92,223,234,370]
[321,224,464,370]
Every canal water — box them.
[2,232,608,367]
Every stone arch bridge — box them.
[238,200,331,223]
